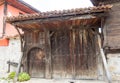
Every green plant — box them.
[8,72,16,79]
[18,72,30,82]
[6,71,30,82]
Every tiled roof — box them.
[6,5,112,23]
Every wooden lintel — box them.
[105,49,120,54]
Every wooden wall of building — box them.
[22,28,99,79]
[103,2,120,49]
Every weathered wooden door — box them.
[27,47,45,78]
[51,30,73,78]
[74,29,98,79]
[51,28,98,79]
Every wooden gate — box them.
[27,47,45,78]
[26,28,98,79]
[51,28,98,79]
[51,30,72,78]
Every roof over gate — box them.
[6,5,112,30]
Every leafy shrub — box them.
[8,72,16,79]
[7,72,30,82]
[18,72,30,82]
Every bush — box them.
[7,72,30,82]
[18,72,30,82]
[8,72,16,79]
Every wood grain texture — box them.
[103,2,120,49]
[22,27,99,79]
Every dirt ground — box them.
[16,78,119,83]
[1,78,120,83]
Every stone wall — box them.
[0,37,21,77]
[107,54,120,80]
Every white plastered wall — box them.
[0,37,21,77]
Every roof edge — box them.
[6,5,113,23]
[17,0,40,13]
[90,0,99,6]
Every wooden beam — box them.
[11,13,106,26]
[97,35,112,83]
[13,27,25,83]
[44,28,52,78]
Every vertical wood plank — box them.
[44,28,52,78]
[95,32,104,80]
[69,29,75,79]
[72,29,76,79]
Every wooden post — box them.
[0,0,7,38]
[13,27,24,83]
[44,28,52,79]
[97,49,104,80]
[13,52,23,83]
[97,35,112,83]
